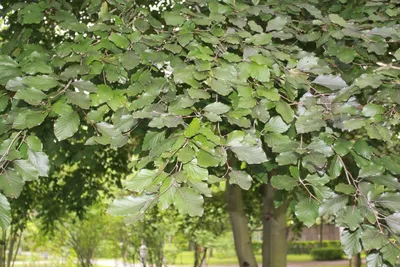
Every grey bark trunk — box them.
[349,253,361,267]
[262,183,288,267]
[226,183,258,267]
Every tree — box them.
[0,1,400,267]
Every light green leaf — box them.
[14,160,39,181]
[319,194,348,216]
[125,169,158,193]
[328,155,343,178]
[0,194,10,229]
[0,170,24,198]
[266,16,288,32]
[142,131,165,151]
[271,175,297,191]
[177,146,196,163]
[107,195,153,216]
[229,170,252,190]
[366,252,383,267]
[164,11,185,26]
[14,87,47,105]
[380,244,399,266]
[185,118,200,138]
[249,63,270,82]
[188,180,212,197]
[264,116,289,133]
[174,187,204,216]
[385,213,400,235]
[27,150,49,177]
[23,75,59,91]
[275,100,294,123]
[361,226,388,251]
[203,102,230,114]
[26,136,42,152]
[54,112,80,141]
[376,193,400,212]
[276,151,298,166]
[230,145,268,164]
[67,91,90,109]
[353,74,382,89]
[329,14,347,27]
[183,161,208,181]
[209,79,233,96]
[362,104,385,117]
[109,33,130,49]
[305,174,330,186]
[354,140,372,159]
[72,80,97,93]
[312,75,347,90]
[337,47,357,64]
[341,228,362,258]
[158,178,176,210]
[295,198,319,227]
[197,150,220,167]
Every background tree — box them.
[0,1,399,267]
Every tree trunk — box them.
[319,217,323,247]
[349,253,361,267]
[226,183,258,267]
[262,183,288,267]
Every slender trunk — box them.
[349,253,361,267]
[199,248,207,267]
[0,230,6,267]
[226,183,258,267]
[11,231,22,267]
[6,231,16,267]
[194,243,199,267]
[319,217,323,247]
[262,183,288,267]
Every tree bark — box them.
[262,183,288,267]
[349,253,361,267]
[319,217,323,247]
[226,183,258,267]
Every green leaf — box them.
[362,104,385,117]
[125,169,158,193]
[184,118,201,138]
[271,175,298,191]
[249,63,270,82]
[209,79,232,96]
[14,160,39,181]
[337,47,357,64]
[21,62,52,75]
[203,102,230,114]
[376,193,400,212]
[23,75,59,91]
[229,170,252,190]
[164,11,185,26]
[177,146,196,163]
[188,180,212,197]
[354,140,372,159]
[312,75,347,90]
[319,194,348,216]
[72,80,97,93]
[109,33,130,49]
[328,155,343,178]
[158,178,176,210]
[305,174,330,186]
[14,87,47,105]
[26,136,42,152]
[0,170,24,198]
[27,150,49,177]
[361,226,388,251]
[142,131,165,151]
[67,91,90,109]
[197,150,220,167]
[337,207,363,231]
[54,112,80,141]
[295,198,319,227]
[380,244,399,266]
[0,194,10,228]
[276,151,298,166]
[335,183,355,194]
[341,228,362,258]
[353,74,382,89]
[230,145,268,165]
[174,187,204,216]
[184,161,208,181]
[107,195,153,216]
[385,213,400,235]
[275,100,294,123]
[333,139,352,156]
[264,116,289,133]
[366,252,383,267]
[329,14,347,27]
[266,16,288,32]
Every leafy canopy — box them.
[0,0,400,266]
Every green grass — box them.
[169,251,316,265]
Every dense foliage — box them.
[0,0,399,266]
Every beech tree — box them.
[0,1,400,267]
